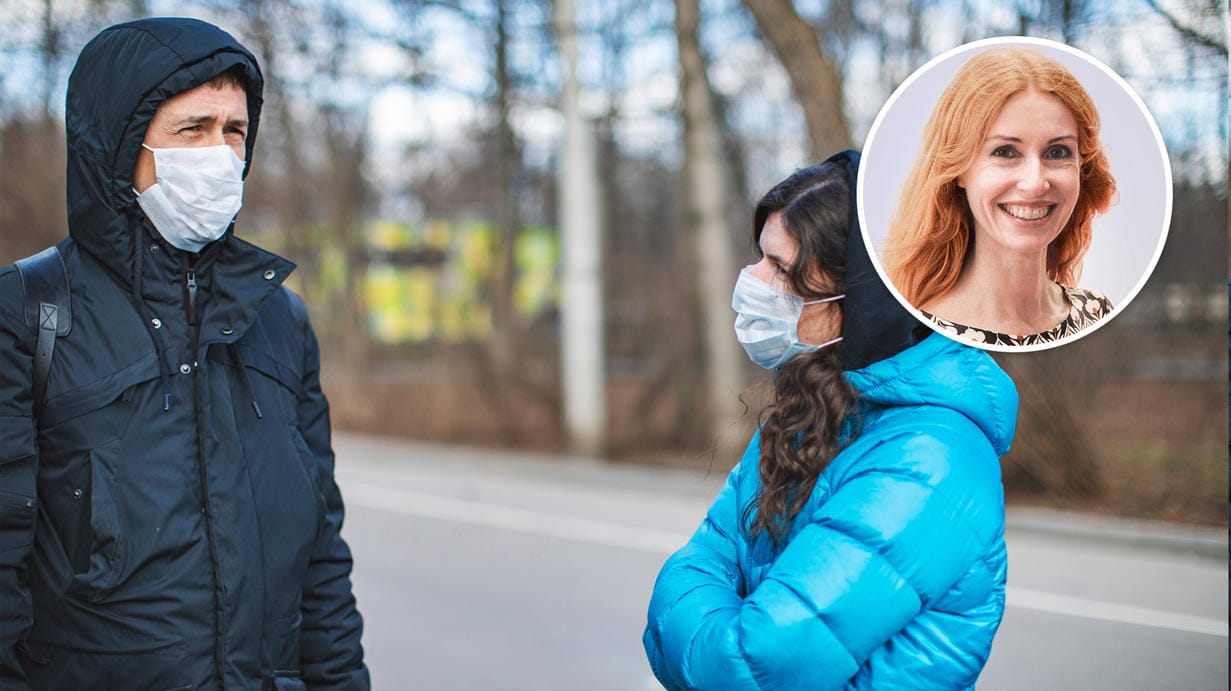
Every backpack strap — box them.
[15,243,71,412]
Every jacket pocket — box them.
[41,352,159,429]
[62,438,124,599]
[288,426,324,529]
[20,638,198,689]
[265,610,304,685]
[0,486,37,556]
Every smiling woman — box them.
[883,47,1117,348]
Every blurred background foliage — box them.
[0,0,1225,524]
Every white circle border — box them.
[856,35,1173,354]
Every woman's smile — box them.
[1000,202,1054,222]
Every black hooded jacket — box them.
[0,18,368,689]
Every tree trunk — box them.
[489,0,519,379]
[554,0,607,457]
[741,0,851,160]
[40,0,60,118]
[244,1,316,286]
[675,0,747,456]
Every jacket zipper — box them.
[185,270,198,325]
[185,263,226,683]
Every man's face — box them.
[132,81,248,193]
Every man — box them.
[0,18,369,689]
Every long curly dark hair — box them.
[743,161,861,544]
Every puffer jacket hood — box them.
[848,331,1018,456]
[65,17,263,283]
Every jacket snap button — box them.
[150,243,159,253]
[263,270,275,280]
[179,363,192,375]
[72,488,83,500]
[221,327,234,335]
[151,318,162,329]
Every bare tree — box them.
[1144,0,1227,54]
[741,0,850,159]
[675,0,747,456]
[489,0,522,381]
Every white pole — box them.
[555,0,606,457]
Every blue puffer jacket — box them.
[644,333,1017,690]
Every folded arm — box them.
[645,429,1001,690]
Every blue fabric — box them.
[645,333,1017,690]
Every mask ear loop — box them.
[801,295,844,351]
[802,293,845,306]
[812,335,844,349]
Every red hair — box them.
[885,48,1117,307]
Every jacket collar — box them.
[141,225,294,342]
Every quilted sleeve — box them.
[644,437,757,691]
[647,418,1003,690]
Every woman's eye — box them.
[1044,144,1074,159]
[991,145,1016,158]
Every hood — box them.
[847,332,1018,455]
[823,149,931,371]
[64,17,264,282]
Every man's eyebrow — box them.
[169,114,249,127]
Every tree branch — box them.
[1143,0,1227,56]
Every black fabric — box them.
[826,149,928,371]
[0,18,367,690]
[14,241,72,413]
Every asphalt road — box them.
[332,433,1227,690]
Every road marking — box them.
[1005,586,1227,637]
[344,481,687,554]
[343,481,1228,638]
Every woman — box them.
[643,151,1018,690]
[885,48,1116,347]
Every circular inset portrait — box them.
[858,36,1171,352]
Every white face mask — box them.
[732,265,844,370]
[136,143,245,253]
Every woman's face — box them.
[958,88,1081,261]
[749,211,842,345]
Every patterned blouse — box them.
[923,286,1114,347]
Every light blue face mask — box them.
[731,265,844,370]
